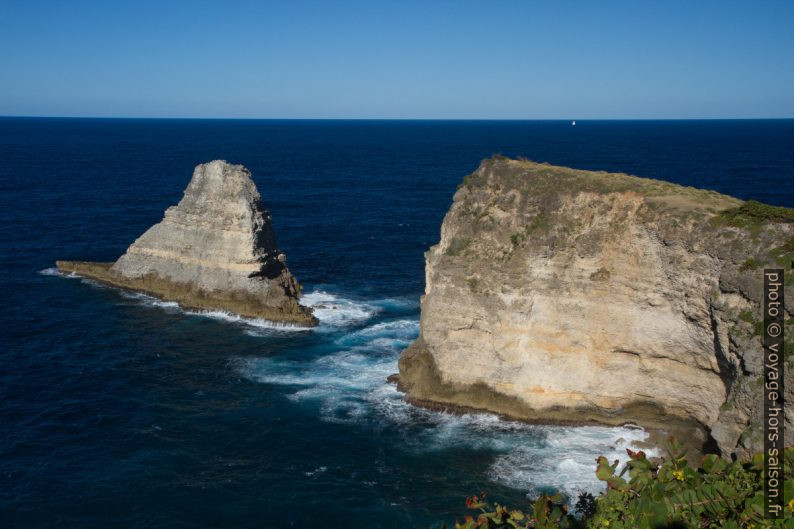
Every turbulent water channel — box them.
[45,268,657,500]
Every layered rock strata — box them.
[398,156,794,457]
[57,160,316,326]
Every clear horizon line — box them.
[1,114,793,121]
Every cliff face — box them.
[58,160,316,326]
[399,157,794,457]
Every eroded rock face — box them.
[58,160,316,326]
[398,157,794,458]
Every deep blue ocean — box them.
[1,118,793,528]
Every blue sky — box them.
[1,0,792,119]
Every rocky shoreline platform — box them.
[397,156,794,459]
[57,160,317,326]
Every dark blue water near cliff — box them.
[1,118,793,528]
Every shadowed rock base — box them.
[56,260,317,326]
[398,338,712,461]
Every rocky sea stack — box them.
[57,160,317,326]
[398,156,794,458]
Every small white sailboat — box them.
[571,120,576,126]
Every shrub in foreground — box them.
[443,441,794,529]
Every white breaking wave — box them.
[239,301,659,501]
[119,291,180,311]
[116,290,308,331]
[368,381,658,500]
[40,266,107,289]
[240,324,409,423]
[43,273,374,333]
[38,267,78,278]
[371,380,657,500]
[487,424,655,501]
[243,290,398,335]
[190,309,312,332]
[301,291,381,328]
[334,319,420,347]
[299,291,416,330]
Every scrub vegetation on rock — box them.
[442,442,794,528]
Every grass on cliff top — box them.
[452,155,794,265]
[716,199,794,227]
[461,155,743,214]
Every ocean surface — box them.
[1,118,793,528]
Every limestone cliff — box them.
[398,156,794,457]
[57,160,316,326]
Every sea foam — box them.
[301,290,381,328]
[42,271,349,333]
[38,267,78,278]
[47,262,655,500]
[239,293,658,501]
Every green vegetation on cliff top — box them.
[463,156,794,226]
[718,200,794,226]
[460,156,744,213]
[452,156,794,274]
